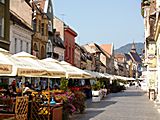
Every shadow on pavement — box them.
[107,89,145,99]
[71,100,117,120]
[72,110,104,120]
[86,100,117,108]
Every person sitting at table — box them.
[6,85,17,97]
[22,84,34,96]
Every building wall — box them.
[0,1,10,50]
[64,27,77,65]
[32,10,48,59]
[74,47,81,68]
[54,17,64,40]
[86,60,92,70]
[54,47,65,61]
[10,0,32,28]
[81,61,87,70]
[10,22,32,54]
[100,65,106,73]
[100,53,106,67]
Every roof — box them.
[130,52,142,63]
[10,11,33,32]
[124,53,132,61]
[100,44,113,55]
[80,46,92,61]
[32,0,47,13]
[64,25,77,37]
[83,43,110,59]
[114,53,125,63]
[82,44,97,53]
[53,33,65,49]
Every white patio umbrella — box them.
[103,73,113,79]
[40,58,66,78]
[59,61,91,79]
[126,77,136,81]
[12,52,48,77]
[0,48,16,76]
[84,70,97,78]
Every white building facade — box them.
[10,22,32,54]
[9,0,33,54]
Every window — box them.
[20,40,23,51]
[46,24,48,35]
[48,21,52,32]
[37,20,41,33]
[32,19,36,32]
[14,38,17,53]
[47,40,52,52]
[48,5,51,13]
[0,16,4,38]
[41,23,44,35]
[26,42,29,52]
[39,20,41,33]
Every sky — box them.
[53,0,144,49]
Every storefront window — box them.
[0,16,4,38]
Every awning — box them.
[12,52,48,77]
[41,58,66,78]
[84,70,112,79]
[59,61,91,79]
[0,48,16,76]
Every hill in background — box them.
[114,42,144,54]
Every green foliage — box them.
[100,81,104,88]
[0,83,8,89]
[92,81,101,90]
[60,78,68,91]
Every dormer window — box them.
[48,21,52,32]
[48,5,51,13]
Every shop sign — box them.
[0,64,12,74]
[18,68,47,77]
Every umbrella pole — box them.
[22,76,25,96]
[48,78,50,120]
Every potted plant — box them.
[60,78,68,91]
[91,81,101,102]
[72,91,86,113]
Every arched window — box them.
[47,40,52,53]
[33,43,38,57]
[48,21,52,32]
[41,46,45,59]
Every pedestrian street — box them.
[72,87,160,120]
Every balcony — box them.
[33,32,41,40]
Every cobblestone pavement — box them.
[72,87,160,120]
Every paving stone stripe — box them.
[72,87,160,120]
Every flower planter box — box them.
[92,90,101,102]
[51,106,63,120]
